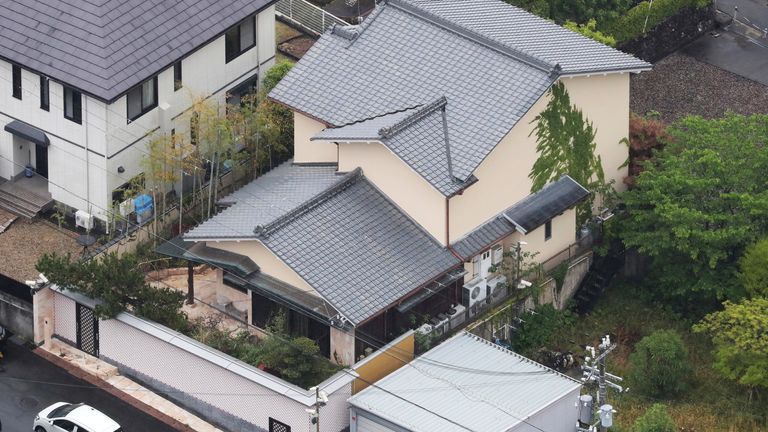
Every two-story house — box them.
[174,0,651,365]
[0,0,277,222]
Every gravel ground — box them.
[0,219,81,281]
[631,52,768,123]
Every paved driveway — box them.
[0,338,176,432]
[717,0,768,31]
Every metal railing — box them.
[276,0,349,36]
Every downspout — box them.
[84,96,92,222]
[446,197,464,261]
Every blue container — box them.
[24,166,34,177]
[134,194,154,214]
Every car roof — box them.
[61,404,120,432]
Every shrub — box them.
[631,404,677,432]
[738,238,768,298]
[564,19,617,46]
[506,0,633,26]
[625,114,668,187]
[604,0,710,43]
[628,330,691,397]
[512,304,575,356]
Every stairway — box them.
[0,181,54,219]
[573,244,625,314]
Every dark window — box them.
[64,87,82,124]
[12,65,22,99]
[40,76,50,111]
[226,73,259,107]
[127,76,158,122]
[173,61,183,91]
[545,220,552,241]
[269,418,291,432]
[225,16,256,63]
[52,419,77,432]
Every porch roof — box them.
[4,120,49,147]
[451,176,589,259]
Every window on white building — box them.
[545,220,552,241]
[127,76,158,122]
[12,65,22,100]
[225,15,256,63]
[40,76,50,111]
[63,86,82,124]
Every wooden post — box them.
[186,261,194,305]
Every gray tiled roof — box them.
[0,0,274,102]
[270,0,557,183]
[270,0,649,186]
[261,175,460,325]
[452,176,589,258]
[407,0,652,74]
[313,98,473,196]
[349,331,582,432]
[184,161,346,240]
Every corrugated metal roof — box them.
[349,332,582,432]
[0,0,275,101]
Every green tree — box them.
[631,404,676,432]
[37,252,187,330]
[618,114,768,310]
[738,238,768,298]
[564,19,616,46]
[511,304,575,356]
[529,82,608,227]
[628,330,691,398]
[506,0,632,25]
[693,298,768,397]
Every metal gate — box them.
[76,303,99,357]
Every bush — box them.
[628,330,691,397]
[631,404,677,432]
[604,0,710,44]
[506,0,633,26]
[511,304,575,356]
[564,19,617,46]
[738,238,768,298]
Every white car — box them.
[33,402,122,432]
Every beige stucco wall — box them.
[294,112,337,163]
[449,74,630,240]
[205,240,318,296]
[338,141,448,245]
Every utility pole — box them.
[579,335,624,432]
[307,386,328,432]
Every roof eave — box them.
[560,64,653,78]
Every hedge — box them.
[603,0,710,43]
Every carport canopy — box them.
[4,120,49,147]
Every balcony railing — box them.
[276,0,349,37]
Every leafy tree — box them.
[529,82,608,227]
[564,19,616,46]
[506,0,632,26]
[625,114,668,187]
[37,252,187,330]
[693,298,768,396]
[738,238,768,298]
[262,60,294,94]
[631,404,676,432]
[618,114,768,310]
[512,304,575,356]
[628,330,691,398]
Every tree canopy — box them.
[694,298,768,393]
[506,0,632,25]
[617,114,768,309]
[738,237,768,299]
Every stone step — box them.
[0,195,38,219]
[0,184,53,219]
[0,214,17,233]
[0,182,52,209]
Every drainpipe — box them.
[84,95,91,223]
[445,197,464,261]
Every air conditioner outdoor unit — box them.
[119,199,135,217]
[462,277,488,317]
[75,210,94,230]
[487,275,509,305]
[416,323,434,336]
[447,304,466,330]
[430,316,450,337]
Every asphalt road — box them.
[0,338,176,432]
[717,0,768,31]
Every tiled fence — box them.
[52,289,355,432]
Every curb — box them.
[33,347,195,432]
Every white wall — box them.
[0,6,277,222]
[51,290,353,432]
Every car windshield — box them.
[49,403,85,418]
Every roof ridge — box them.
[379,96,447,139]
[388,0,558,75]
[254,168,364,238]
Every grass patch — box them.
[538,279,767,431]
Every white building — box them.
[0,0,277,222]
[348,332,583,432]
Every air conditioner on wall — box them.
[462,277,488,317]
[75,210,94,230]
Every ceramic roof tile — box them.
[0,0,275,101]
